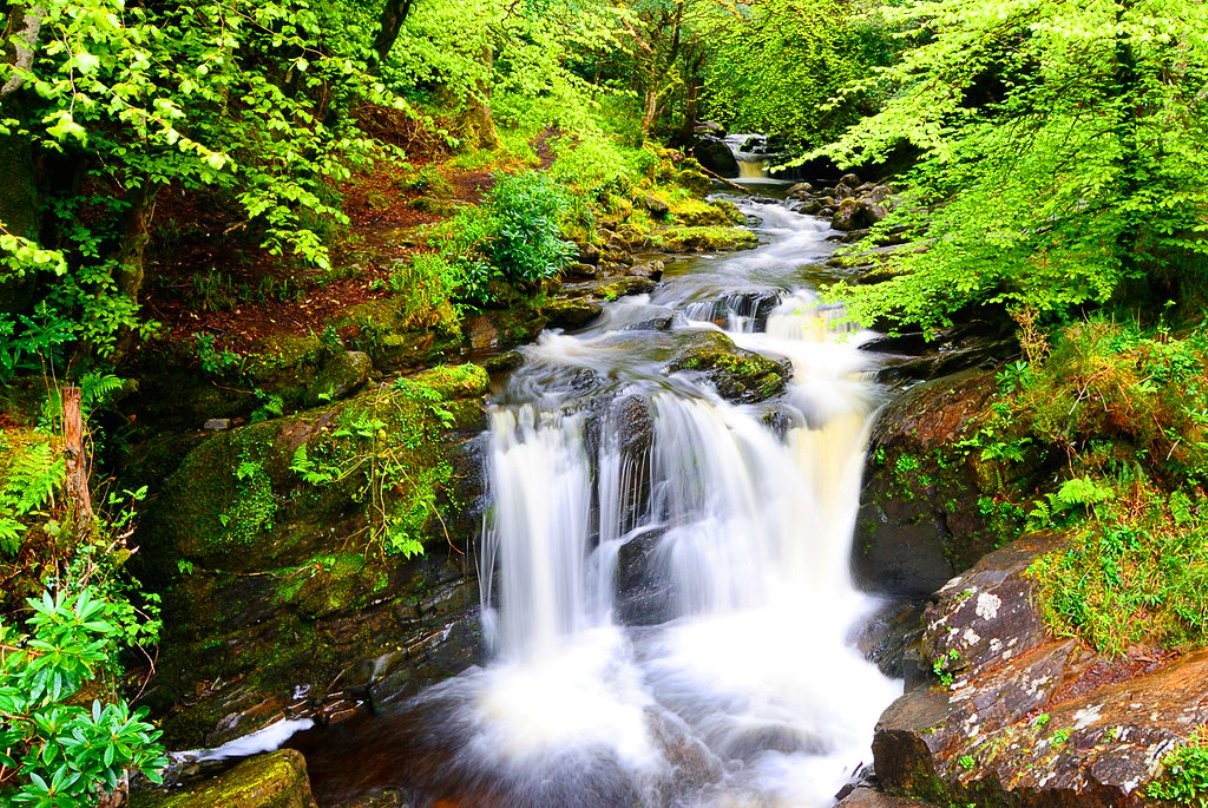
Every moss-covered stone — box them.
[131,749,317,808]
[543,298,603,330]
[668,331,790,403]
[137,364,490,746]
[656,225,758,252]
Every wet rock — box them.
[854,599,928,680]
[131,749,317,808]
[544,298,604,330]
[630,260,665,281]
[615,528,675,626]
[204,418,232,431]
[668,331,791,404]
[622,314,676,332]
[832,197,888,232]
[483,350,524,373]
[645,195,671,218]
[577,242,602,265]
[692,135,740,178]
[306,351,372,407]
[564,276,658,301]
[787,181,814,198]
[840,172,863,187]
[837,787,937,808]
[566,262,598,279]
[854,370,1001,598]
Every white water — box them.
[454,196,902,806]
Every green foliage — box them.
[993,318,1208,653]
[1149,730,1208,806]
[0,0,408,370]
[218,456,278,547]
[439,171,576,305]
[0,587,167,805]
[389,253,462,335]
[700,0,892,152]
[0,438,65,557]
[820,0,1208,334]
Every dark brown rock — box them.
[854,370,1000,598]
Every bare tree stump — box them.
[62,386,93,538]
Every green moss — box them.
[656,225,758,252]
[132,749,316,808]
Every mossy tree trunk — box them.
[465,45,500,151]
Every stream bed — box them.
[290,196,903,807]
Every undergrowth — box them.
[964,316,1208,653]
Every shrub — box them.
[0,587,167,805]
[439,171,576,305]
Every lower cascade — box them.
[302,198,902,807]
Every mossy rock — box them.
[656,226,757,253]
[544,298,603,330]
[131,749,317,808]
[138,365,490,747]
[668,331,790,403]
[668,197,744,227]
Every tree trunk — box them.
[373,0,414,66]
[113,185,158,359]
[465,46,500,150]
[62,386,93,541]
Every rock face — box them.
[854,370,1001,598]
[131,749,317,807]
[137,365,492,748]
[872,534,1206,806]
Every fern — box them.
[0,517,25,556]
[4,442,63,517]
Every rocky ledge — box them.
[870,533,1206,806]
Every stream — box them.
[293,195,903,806]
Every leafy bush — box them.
[439,171,576,305]
[0,587,167,806]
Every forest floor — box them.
[140,117,549,355]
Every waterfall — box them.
[297,194,903,808]
[466,199,901,805]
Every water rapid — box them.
[305,197,902,807]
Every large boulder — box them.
[668,331,791,404]
[854,370,1001,598]
[871,535,1208,806]
[692,135,740,178]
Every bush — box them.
[439,171,576,305]
[0,587,167,805]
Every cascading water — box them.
[299,197,902,807]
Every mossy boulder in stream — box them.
[138,364,491,748]
[668,331,790,404]
[132,750,317,808]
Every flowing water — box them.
[298,197,902,806]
